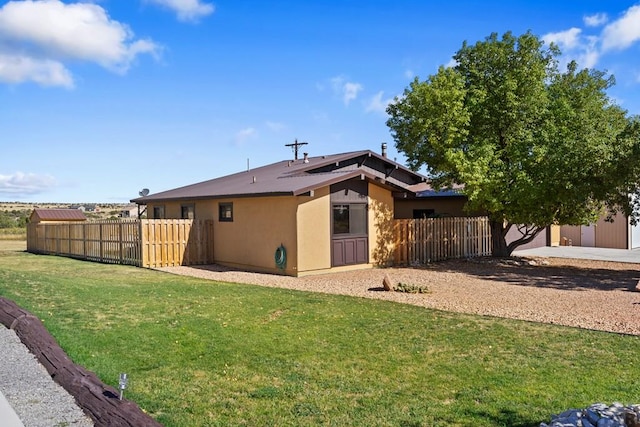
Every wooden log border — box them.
[0,297,162,427]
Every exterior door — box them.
[331,203,368,267]
[581,224,596,247]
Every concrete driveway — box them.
[513,246,640,264]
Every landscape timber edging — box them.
[0,297,163,427]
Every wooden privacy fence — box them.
[27,219,214,268]
[140,219,213,268]
[394,216,492,265]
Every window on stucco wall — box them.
[219,202,233,222]
[181,204,195,219]
[152,206,165,219]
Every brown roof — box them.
[132,150,428,203]
[30,209,87,221]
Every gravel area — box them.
[157,256,640,335]
[0,325,93,427]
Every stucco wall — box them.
[369,184,395,266]
[296,187,331,273]
[213,196,299,275]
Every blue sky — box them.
[2,0,640,203]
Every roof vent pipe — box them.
[303,152,309,163]
[381,142,387,158]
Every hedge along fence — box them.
[394,216,492,265]
[27,219,214,268]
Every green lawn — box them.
[1,244,639,427]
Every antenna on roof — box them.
[285,138,308,160]
[139,188,149,197]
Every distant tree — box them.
[387,31,640,256]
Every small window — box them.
[181,204,195,219]
[219,203,233,222]
[152,205,165,219]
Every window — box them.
[219,203,233,222]
[413,209,435,219]
[332,203,367,236]
[181,204,195,219]
[152,205,165,219]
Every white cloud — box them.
[584,13,608,27]
[265,121,286,132]
[404,69,414,79]
[0,53,73,87]
[542,27,582,50]
[234,127,257,146]
[343,82,363,105]
[542,27,600,69]
[0,0,161,87]
[145,0,215,22]
[330,75,363,106]
[578,35,600,68]
[365,91,394,114]
[602,5,640,51]
[445,58,458,69]
[0,172,56,196]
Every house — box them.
[132,148,450,276]
[29,208,87,224]
[119,204,140,218]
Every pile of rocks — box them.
[540,402,640,427]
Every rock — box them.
[541,403,640,427]
[585,408,601,425]
[625,410,640,427]
[636,280,640,292]
[382,274,393,292]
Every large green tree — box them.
[387,31,640,257]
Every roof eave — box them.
[131,191,296,204]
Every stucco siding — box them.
[506,226,548,250]
[213,196,299,275]
[369,184,395,266]
[296,187,331,273]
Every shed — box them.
[29,209,87,224]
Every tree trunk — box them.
[490,219,511,257]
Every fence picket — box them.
[392,217,492,265]
[27,219,214,268]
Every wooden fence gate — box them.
[394,217,491,264]
[27,219,214,268]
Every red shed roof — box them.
[30,209,87,222]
